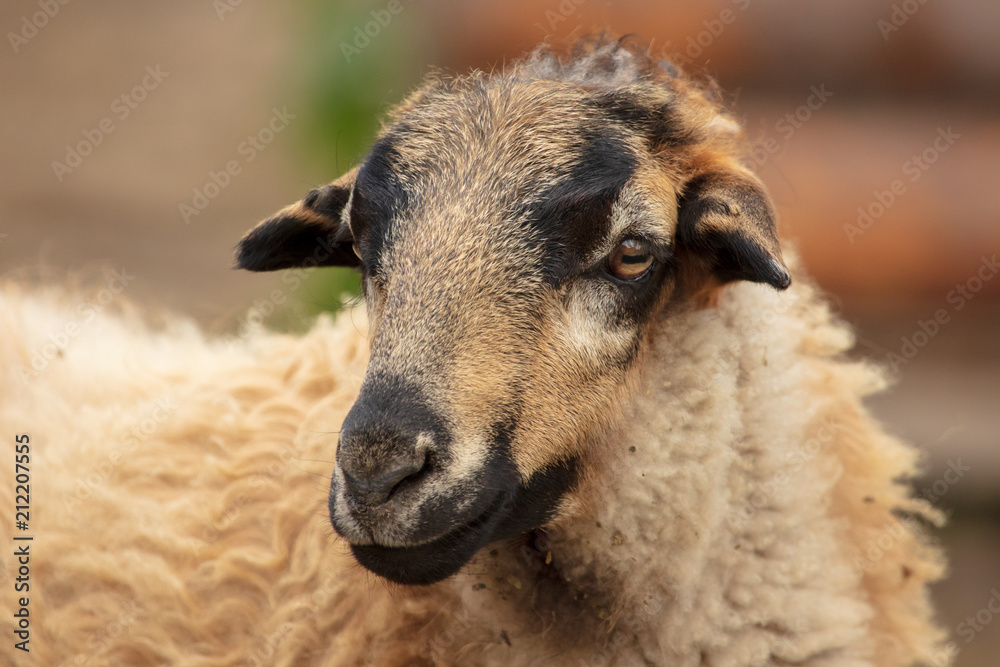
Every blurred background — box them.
[1,1,997,663]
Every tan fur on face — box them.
[339,48,763,484]
[228,37,787,492]
[1,36,949,666]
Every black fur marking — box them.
[487,415,519,454]
[235,198,358,272]
[336,401,580,586]
[590,91,694,149]
[302,183,352,220]
[348,454,580,586]
[495,456,579,542]
[350,133,410,273]
[677,172,790,290]
[350,492,508,585]
[520,129,638,284]
[696,227,790,288]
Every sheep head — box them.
[235,38,789,585]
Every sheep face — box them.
[236,40,789,585]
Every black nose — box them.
[335,379,444,510]
[340,445,429,506]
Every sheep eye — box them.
[608,238,654,281]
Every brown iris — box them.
[608,238,654,281]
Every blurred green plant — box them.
[291,0,429,316]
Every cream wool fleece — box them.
[0,259,948,666]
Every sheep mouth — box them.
[350,493,508,585]
[346,455,581,585]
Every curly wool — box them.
[0,249,948,666]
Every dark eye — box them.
[608,238,654,281]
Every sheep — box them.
[0,37,950,666]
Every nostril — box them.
[385,449,430,500]
[342,448,431,505]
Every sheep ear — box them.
[235,169,360,272]
[676,169,790,290]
